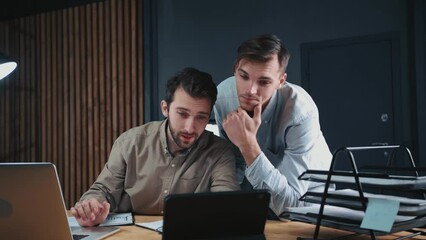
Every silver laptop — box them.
[0,162,119,240]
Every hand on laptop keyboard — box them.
[70,199,110,227]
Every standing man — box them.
[214,34,332,217]
[72,67,239,227]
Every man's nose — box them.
[183,118,195,132]
[248,82,258,95]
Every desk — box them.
[101,215,426,240]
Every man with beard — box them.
[214,34,332,218]
[71,67,239,227]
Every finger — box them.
[235,107,244,115]
[96,202,110,224]
[82,200,95,220]
[70,206,80,218]
[74,203,88,220]
[89,199,101,216]
[226,111,236,120]
[98,201,110,216]
[253,100,262,122]
[102,200,110,210]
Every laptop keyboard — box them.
[72,234,89,240]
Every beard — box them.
[168,122,199,150]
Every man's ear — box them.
[161,100,169,117]
[279,73,287,87]
[233,61,239,75]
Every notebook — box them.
[162,190,271,240]
[0,162,119,240]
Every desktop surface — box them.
[98,215,426,240]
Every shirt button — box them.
[164,189,168,194]
[171,164,175,168]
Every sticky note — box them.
[360,198,400,232]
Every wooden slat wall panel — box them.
[0,0,144,209]
[98,3,105,180]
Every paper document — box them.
[301,188,426,215]
[283,205,414,224]
[68,216,80,227]
[68,212,134,227]
[299,170,426,190]
[136,220,164,233]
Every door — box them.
[301,33,403,171]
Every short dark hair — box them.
[236,34,290,72]
[165,67,217,111]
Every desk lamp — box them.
[0,52,17,80]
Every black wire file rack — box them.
[282,145,426,240]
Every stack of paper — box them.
[301,189,426,216]
[282,168,426,235]
[298,170,426,190]
[282,204,426,234]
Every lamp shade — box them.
[0,52,17,80]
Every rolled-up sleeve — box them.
[246,115,331,216]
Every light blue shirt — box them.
[214,76,332,216]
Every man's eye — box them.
[240,75,249,80]
[259,81,270,86]
[196,116,208,121]
[178,112,189,118]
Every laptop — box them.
[162,190,271,240]
[0,162,119,240]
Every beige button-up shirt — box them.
[80,120,240,214]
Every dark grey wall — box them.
[160,0,406,83]
[148,0,408,120]
[144,0,425,164]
